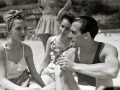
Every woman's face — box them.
[59,19,72,38]
[10,19,28,42]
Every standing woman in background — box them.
[36,0,72,51]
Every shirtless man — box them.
[57,16,120,90]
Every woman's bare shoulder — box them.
[22,43,32,54]
[22,43,31,49]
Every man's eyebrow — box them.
[70,29,76,32]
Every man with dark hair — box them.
[75,16,98,39]
[56,16,120,90]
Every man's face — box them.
[69,21,82,47]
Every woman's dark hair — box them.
[61,12,76,24]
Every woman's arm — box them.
[0,47,27,90]
[38,0,41,7]
[25,37,52,87]
[57,0,72,23]
[38,0,43,14]
[25,44,45,87]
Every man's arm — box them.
[74,45,120,79]
[57,44,120,79]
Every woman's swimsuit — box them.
[3,43,27,79]
[41,36,68,79]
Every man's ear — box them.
[86,32,91,37]
[84,32,90,39]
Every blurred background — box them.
[0,0,120,39]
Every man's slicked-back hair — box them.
[75,16,98,39]
[61,12,76,24]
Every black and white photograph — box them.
[0,0,120,90]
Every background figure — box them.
[36,0,72,51]
[0,10,45,90]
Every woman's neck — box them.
[6,38,22,50]
[58,35,71,48]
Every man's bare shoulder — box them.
[101,43,118,59]
[103,43,118,54]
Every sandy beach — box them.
[0,33,120,87]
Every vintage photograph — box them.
[0,0,120,90]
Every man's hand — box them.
[56,57,76,71]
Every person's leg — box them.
[41,82,55,90]
[55,65,69,90]
[28,78,42,90]
[39,34,50,51]
[29,75,54,89]
[78,85,96,90]
[41,75,54,85]
[41,68,96,90]
[21,78,30,87]
[29,83,42,90]
[55,65,80,90]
